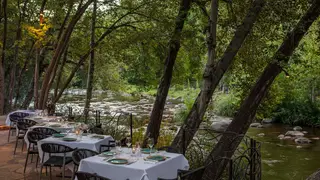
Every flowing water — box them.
[57,90,320,180]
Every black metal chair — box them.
[99,140,115,153]
[158,146,178,153]
[76,171,111,180]
[40,143,75,179]
[72,149,99,179]
[157,167,205,180]
[7,112,30,142]
[13,121,36,155]
[32,127,59,136]
[24,131,47,173]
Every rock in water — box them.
[257,133,265,137]
[285,131,304,137]
[306,169,320,180]
[283,136,292,140]
[295,137,311,144]
[250,123,261,128]
[211,119,232,132]
[293,126,302,131]
[278,134,284,139]
[261,118,274,124]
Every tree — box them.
[0,0,8,115]
[171,0,266,153]
[143,0,193,146]
[202,1,320,179]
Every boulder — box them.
[257,133,265,137]
[278,134,284,139]
[250,123,261,128]
[211,119,232,132]
[261,118,274,124]
[285,131,304,137]
[307,169,320,180]
[283,136,292,140]
[293,126,302,131]
[311,137,320,140]
[295,137,311,144]
[257,124,265,128]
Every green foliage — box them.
[213,93,240,117]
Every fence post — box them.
[229,159,233,180]
[250,138,256,180]
[182,126,185,155]
[130,113,133,141]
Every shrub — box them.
[213,93,240,117]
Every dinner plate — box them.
[146,155,166,162]
[62,137,77,141]
[49,124,61,127]
[141,148,157,154]
[52,133,65,138]
[107,158,128,164]
[102,152,116,156]
[91,135,105,139]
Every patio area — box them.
[0,116,67,180]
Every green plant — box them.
[213,93,240,117]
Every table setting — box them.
[78,140,189,180]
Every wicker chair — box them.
[40,143,75,179]
[158,146,178,153]
[157,167,205,180]
[24,131,47,173]
[13,121,36,155]
[7,112,30,142]
[99,140,115,153]
[76,171,111,180]
[72,149,99,179]
[32,127,59,136]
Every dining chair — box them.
[99,140,115,153]
[7,112,30,142]
[71,149,99,179]
[40,143,75,180]
[32,127,59,136]
[158,167,206,180]
[24,131,47,173]
[13,120,35,155]
[158,146,178,153]
[76,171,111,180]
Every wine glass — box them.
[147,138,155,155]
[115,140,122,154]
[126,137,132,148]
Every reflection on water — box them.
[247,124,320,180]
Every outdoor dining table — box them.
[77,148,189,180]
[37,134,114,163]
[24,115,62,123]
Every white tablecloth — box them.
[37,134,114,162]
[24,116,61,123]
[5,110,36,125]
[78,150,189,180]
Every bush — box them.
[213,93,240,117]
[273,98,320,126]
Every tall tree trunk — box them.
[8,0,29,110]
[14,42,35,108]
[171,0,265,153]
[34,48,40,109]
[39,0,94,109]
[84,0,97,123]
[22,78,34,109]
[143,0,193,146]
[202,1,320,179]
[53,46,68,100]
[0,0,7,115]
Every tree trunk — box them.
[39,0,94,109]
[8,0,28,110]
[34,48,40,109]
[202,1,320,179]
[53,46,68,100]
[84,0,97,123]
[142,0,193,146]
[171,0,265,153]
[0,0,8,115]
[22,78,34,109]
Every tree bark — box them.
[84,0,97,123]
[202,1,320,179]
[53,46,68,100]
[8,0,29,110]
[142,0,193,146]
[171,0,265,153]
[0,0,8,115]
[39,0,94,109]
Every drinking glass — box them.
[147,138,155,155]
[126,137,132,148]
[115,140,122,154]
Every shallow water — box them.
[247,124,320,180]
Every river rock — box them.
[295,137,311,144]
[261,118,274,124]
[211,119,232,132]
[283,136,292,140]
[278,134,285,139]
[250,123,262,128]
[257,133,265,137]
[293,126,303,131]
[311,137,320,140]
[285,131,304,137]
[302,131,308,134]
[307,169,320,180]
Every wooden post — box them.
[130,113,133,141]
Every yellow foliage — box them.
[23,19,52,44]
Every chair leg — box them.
[46,167,48,176]
[13,136,19,155]
[21,138,25,152]
[23,151,30,173]
[36,155,39,168]
[31,154,33,163]
[62,164,65,180]
[7,125,11,142]
[39,164,44,180]
[49,166,52,180]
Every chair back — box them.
[158,146,178,153]
[21,119,37,126]
[9,112,30,123]
[180,166,205,180]
[33,127,58,136]
[76,171,111,180]
[72,149,98,166]
[41,143,75,154]
[17,122,31,131]
[27,131,47,144]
